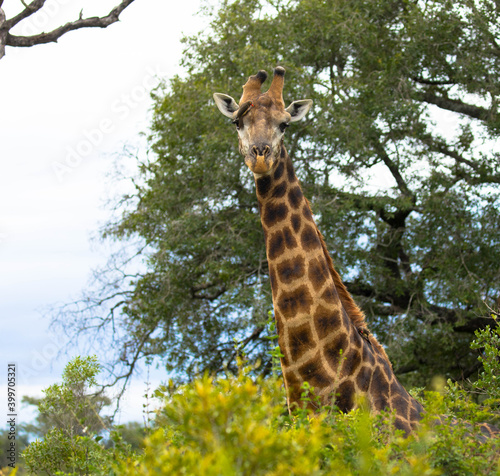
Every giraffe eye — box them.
[279,122,289,133]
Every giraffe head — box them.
[214,67,312,175]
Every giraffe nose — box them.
[252,145,271,159]
[247,144,273,174]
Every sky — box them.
[0,0,208,425]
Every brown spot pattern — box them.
[273,161,285,180]
[390,379,405,397]
[323,334,348,372]
[341,348,362,377]
[267,231,285,260]
[410,402,423,421]
[321,287,338,305]
[303,204,313,221]
[301,225,321,251]
[288,186,303,209]
[356,365,372,392]
[298,355,331,390]
[283,370,302,403]
[286,158,296,182]
[291,213,301,233]
[274,310,284,336]
[271,181,287,198]
[308,257,330,291]
[277,285,313,319]
[395,417,411,435]
[264,202,288,226]
[269,265,278,295]
[276,256,306,284]
[313,304,341,340]
[341,308,352,331]
[336,380,355,412]
[392,395,410,415]
[288,322,315,361]
[256,175,272,197]
[378,358,393,379]
[370,366,390,411]
[282,226,297,249]
[361,341,376,366]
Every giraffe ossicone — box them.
[214,66,424,435]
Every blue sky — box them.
[0,0,206,424]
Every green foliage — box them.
[21,356,135,476]
[419,387,500,476]
[471,318,500,410]
[17,336,500,475]
[23,429,108,476]
[115,365,499,476]
[23,356,111,440]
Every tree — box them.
[21,356,134,475]
[54,0,500,390]
[21,356,113,441]
[0,0,137,60]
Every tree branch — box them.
[421,134,500,184]
[347,278,494,335]
[190,282,227,301]
[411,76,455,86]
[205,325,266,376]
[414,90,492,122]
[4,0,46,30]
[422,305,494,333]
[421,134,478,170]
[394,362,420,375]
[3,0,136,51]
[372,137,416,201]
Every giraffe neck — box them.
[255,145,423,435]
[255,146,356,403]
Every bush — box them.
[116,364,499,475]
[20,324,500,475]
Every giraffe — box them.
[214,66,425,435]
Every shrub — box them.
[20,324,500,475]
[116,364,499,475]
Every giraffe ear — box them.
[286,99,313,122]
[213,93,239,119]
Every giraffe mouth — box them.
[245,154,274,175]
